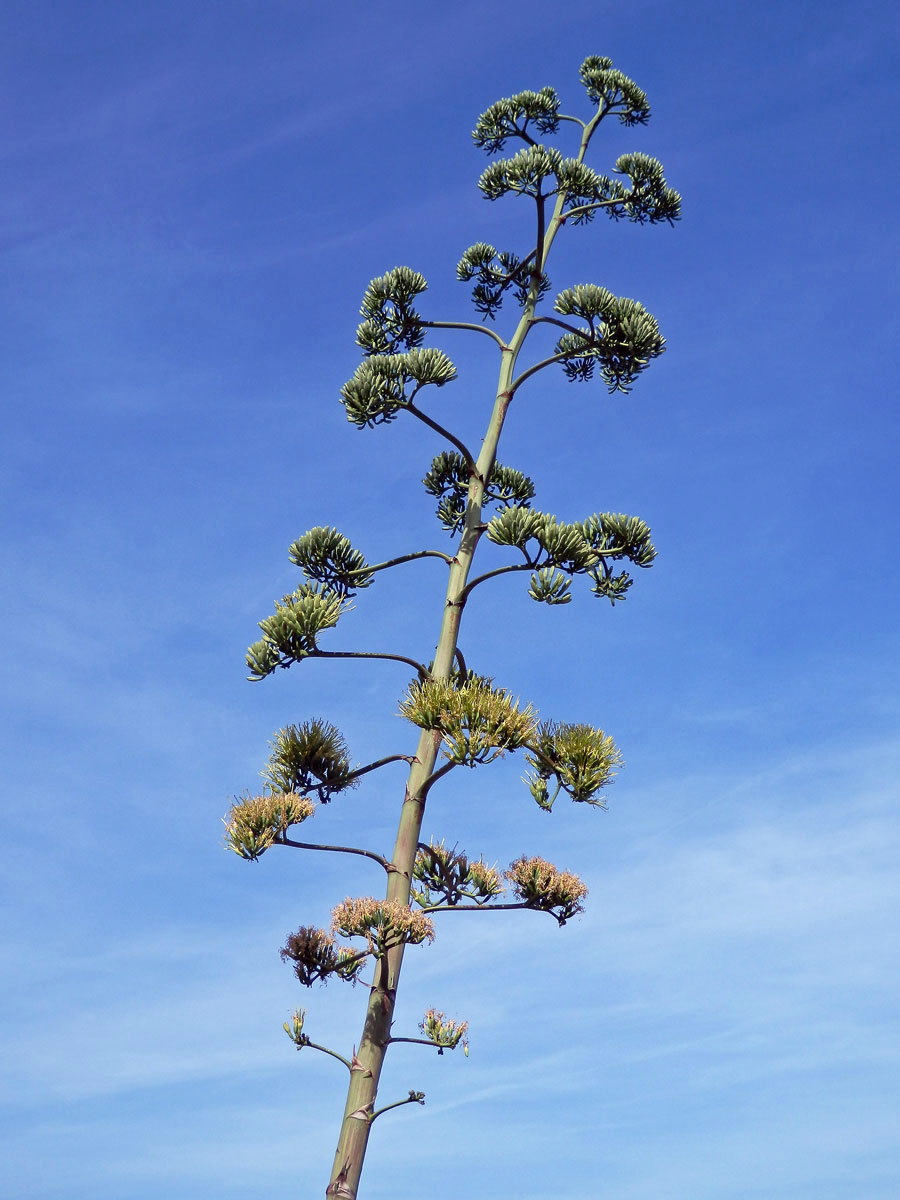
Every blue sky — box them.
[2,1,899,1197]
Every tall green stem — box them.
[325,106,605,1199]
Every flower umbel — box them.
[524,721,622,809]
[223,791,315,861]
[399,676,538,766]
[283,1008,310,1047]
[280,925,368,987]
[262,720,356,804]
[505,855,588,925]
[412,839,503,907]
[419,1008,469,1056]
[332,898,436,953]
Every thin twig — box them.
[313,650,431,678]
[388,1036,446,1052]
[421,319,508,350]
[348,754,415,784]
[453,645,468,682]
[304,1041,353,1071]
[530,314,593,339]
[461,561,534,601]
[370,1092,425,1123]
[420,901,556,920]
[420,758,457,797]
[348,549,454,576]
[561,196,625,223]
[278,837,391,871]
[509,350,573,394]
[405,400,476,468]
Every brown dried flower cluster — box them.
[279,925,367,987]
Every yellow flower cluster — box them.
[332,897,435,951]
[223,791,315,860]
[399,676,538,766]
[283,1007,309,1047]
[420,1007,469,1055]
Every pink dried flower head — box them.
[504,854,588,924]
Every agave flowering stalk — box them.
[226,54,680,1198]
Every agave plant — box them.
[225,53,679,1197]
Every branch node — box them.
[350,1048,372,1077]
[327,1160,356,1198]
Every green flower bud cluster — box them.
[331,897,435,953]
[579,55,651,125]
[247,583,348,679]
[356,266,428,356]
[556,160,627,225]
[341,348,457,429]
[478,144,565,202]
[456,242,550,320]
[554,155,679,228]
[399,676,538,766]
[505,855,588,925]
[288,526,373,598]
[611,153,681,225]
[485,503,543,550]
[280,926,367,988]
[528,567,572,605]
[412,839,503,908]
[422,450,535,535]
[283,1007,310,1048]
[524,721,622,809]
[581,512,655,564]
[419,1008,469,1056]
[554,283,619,321]
[533,514,596,572]
[553,286,666,392]
[223,791,316,861]
[582,512,656,602]
[487,507,598,571]
[486,505,656,606]
[262,720,356,804]
[590,569,634,604]
[477,144,643,226]
[472,86,560,154]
